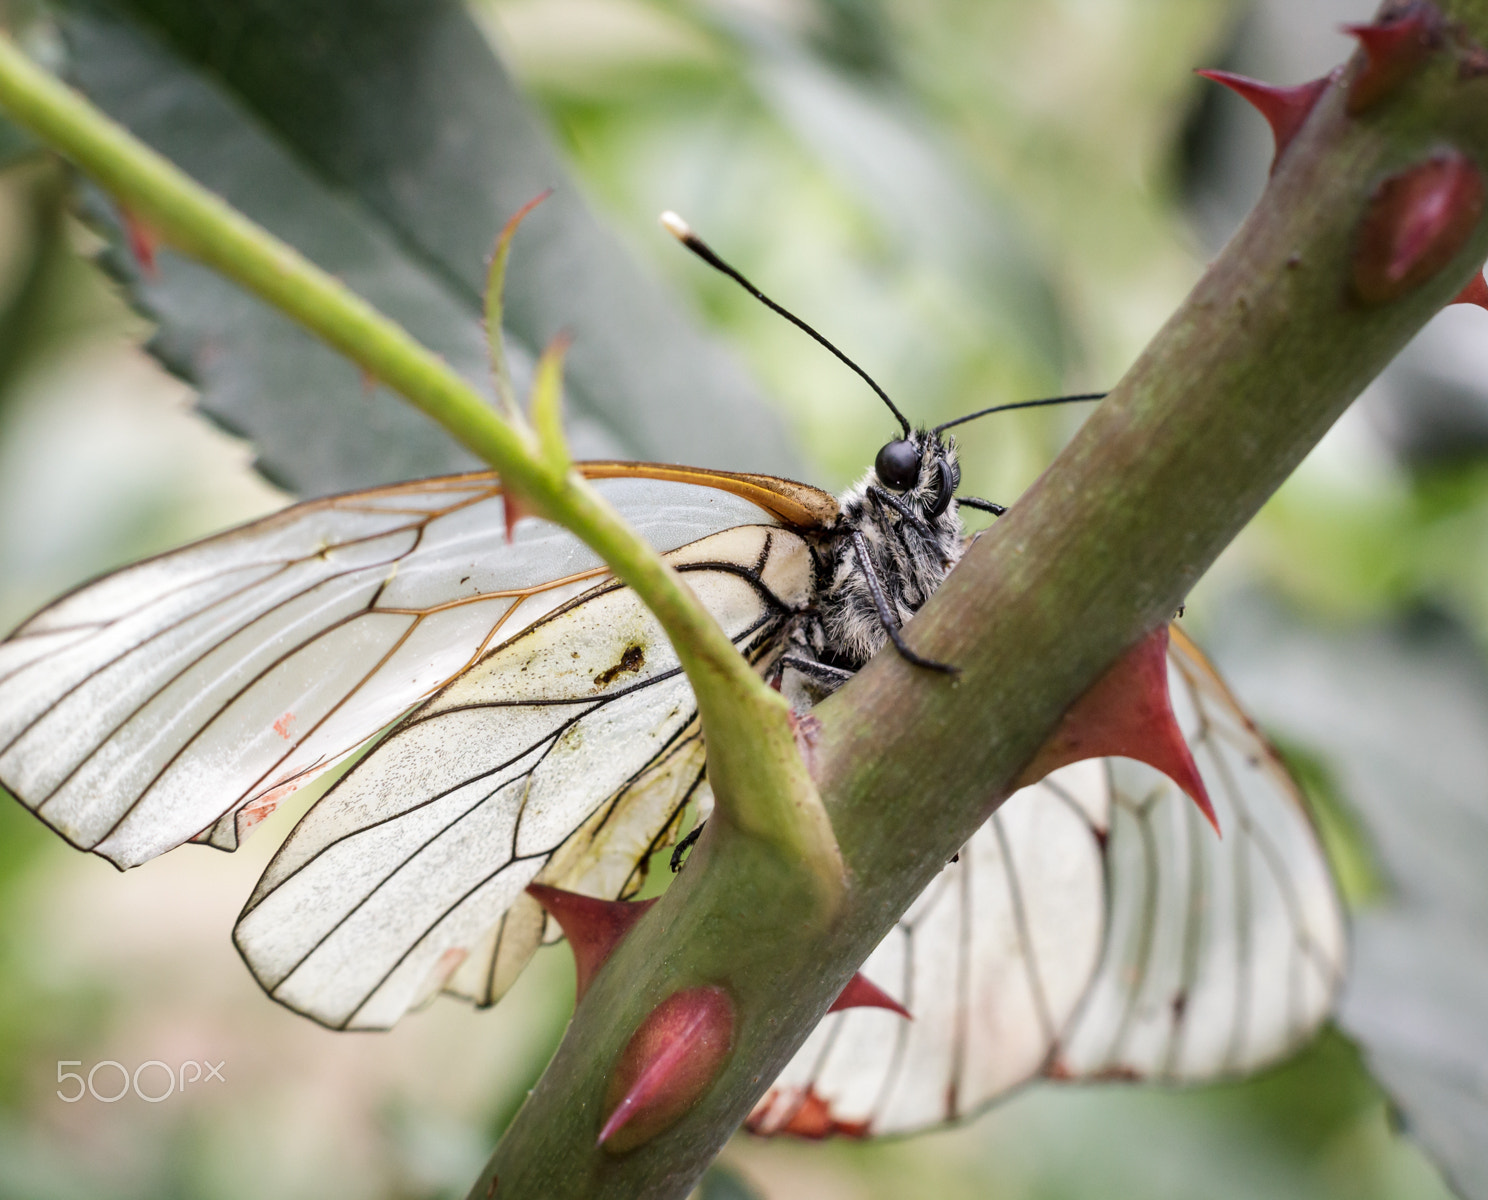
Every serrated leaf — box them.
[56,0,799,497]
[1213,598,1488,1200]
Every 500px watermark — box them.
[56,1059,226,1103]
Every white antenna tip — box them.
[659,211,693,241]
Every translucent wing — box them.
[750,629,1347,1137]
[1054,627,1347,1081]
[233,523,815,1029]
[0,470,819,869]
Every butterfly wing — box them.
[233,522,814,1029]
[749,628,1346,1137]
[1052,626,1347,1081]
[0,468,831,870]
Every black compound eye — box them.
[874,439,921,490]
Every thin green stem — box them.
[0,30,840,887]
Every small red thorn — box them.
[1450,269,1488,309]
[526,884,654,1002]
[1195,70,1331,169]
[1354,153,1486,305]
[1017,626,1219,835]
[599,985,734,1151]
[359,368,378,396]
[121,208,159,279]
[1344,6,1442,113]
[827,972,911,1019]
[501,487,538,544]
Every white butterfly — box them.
[0,210,1347,1137]
[0,452,1345,1136]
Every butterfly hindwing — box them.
[232,522,814,1030]
[1053,626,1346,1081]
[750,630,1347,1137]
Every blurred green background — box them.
[0,0,1485,1197]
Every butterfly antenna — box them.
[933,392,1106,434]
[660,211,912,436]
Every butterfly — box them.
[0,217,1346,1139]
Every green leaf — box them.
[0,111,33,166]
[1215,599,1488,1200]
[56,0,799,496]
[721,13,1068,385]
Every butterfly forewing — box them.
[233,522,815,1030]
[0,473,798,869]
[750,632,1346,1137]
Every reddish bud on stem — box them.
[1016,625,1218,834]
[1354,153,1485,305]
[526,884,655,1002]
[1195,70,1331,171]
[1345,5,1442,113]
[599,986,735,1151]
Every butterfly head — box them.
[873,429,960,520]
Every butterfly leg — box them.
[670,822,704,872]
[866,485,938,540]
[778,654,855,686]
[850,530,957,674]
[867,485,954,565]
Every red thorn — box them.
[746,1085,870,1139]
[502,486,538,544]
[120,208,159,280]
[1017,626,1218,835]
[1195,70,1330,169]
[526,884,654,1003]
[1451,269,1488,310]
[1344,6,1442,113]
[599,986,734,1151]
[1354,153,1485,305]
[359,368,378,396]
[827,972,911,1019]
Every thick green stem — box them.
[0,29,841,891]
[479,3,1488,1196]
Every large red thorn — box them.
[599,985,735,1151]
[1017,626,1218,835]
[526,884,655,1003]
[1344,5,1442,113]
[1451,269,1488,310]
[828,972,911,1019]
[1195,70,1330,170]
[1354,153,1486,305]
